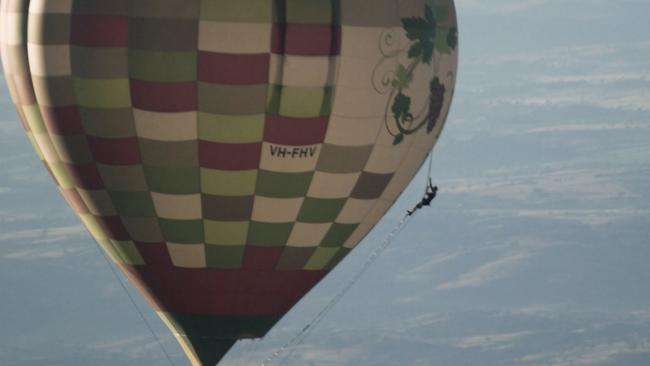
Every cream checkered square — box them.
[251,196,303,223]
[27,45,70,76]
[307,171,360,199]
[152,193,202,220]
[336,198,376,224]
[286,222,332,247]
[167,242,206,268]
[198,22,271,53]
[134,109,198,141]
[270,54,338,87]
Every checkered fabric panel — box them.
[129,1,204,268]
[72,1,147,265]
[1,0,458,272]
[254,0,342,270]
[197,0,271,269]
[1,0,459,298]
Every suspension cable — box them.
[261,153,436,366]
[425,151,434,190]
[92,243,176,366]
[261,214,412,366]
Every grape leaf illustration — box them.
[447,26,458,50]
[392,92,413,124]
[401,5,437,64]
[392,64,413,90]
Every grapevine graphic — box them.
[373,3,458,145]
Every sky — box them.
[1,0,650,365]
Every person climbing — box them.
[407,179,438,216]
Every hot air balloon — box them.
[0,0,457,364]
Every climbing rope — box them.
[261,153,436,366]
[426,151,434,190]
[261,215,412,366]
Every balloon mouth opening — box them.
[182,336,238,366]
[181,334,264,366]
[159,312,283,366]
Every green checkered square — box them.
[200,169,257,196]
[73,78,131,108]
[159,219,204,244]
[297,197,346,223]
[255,170,313,198]
[304,247,338,270]
[50,135,93,164]
[145,166,200,194]
[78,189,117,215]
[204,220,249,246]
[324,247,351,270]
[205,245,245,269]
[198,112,264,143]
[129,49,197,82]
[286,0,336,24]
[200,0,272,22]
[321,223,359,247]
[22,105,47,133]
[109,191,156,217]
[247,221,294,246]
[267,85,334,118]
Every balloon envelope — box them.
[0,0,457,364]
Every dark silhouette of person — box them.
[407,179,438,216]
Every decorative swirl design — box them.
[372,4,458,145]
[371,28,404,94]
[379,27,401,57]
[371,58,398,95]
